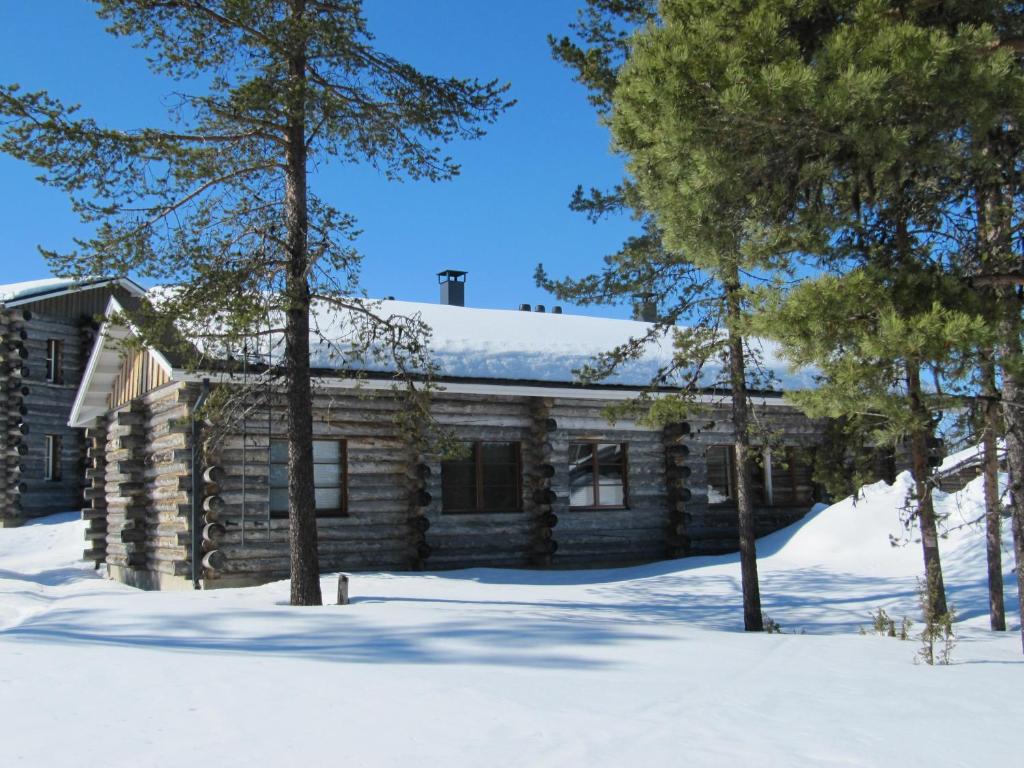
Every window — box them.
[706,445,735,505]
[706,445,814,507]
[269,439,346,519]
[441,441,522,513]
[44,434,62,481]
[45,339,63,384]
[569,442,627,508]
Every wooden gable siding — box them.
[10,284,135,321]
[108,347,172,410]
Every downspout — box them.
[190,378,211,589]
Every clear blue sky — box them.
[0,1,639,317]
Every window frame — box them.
[268,438,348,519]
[44,434,62,482]
[45,339,63,384]
[441,441,523,514]
[706,445,814,508]
[568,441,629,510]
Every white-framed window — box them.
[268,439,347,519]
[45,339,63,384]
[44,434,62,481]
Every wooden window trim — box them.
[44,434,62,482]
[442,441,523,514]
[268,438,348,519]
[45,339,63,384]
[707,444,735,509]
[568,441,629,510]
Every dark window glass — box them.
[706,445,734,505]
[769,448,815,507]
[441,441,522,513]
[269,439,346,518]
[569,442,627,508]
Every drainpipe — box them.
[190,378,211,589]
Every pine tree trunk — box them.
[976,146,1022,651]
[906,360,947,619]
[981,356,1005,631]
[995,285,1024,652]
[283,0,322,607]
[724,268,763,632]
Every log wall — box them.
[94,382,193,587]
[90,382,829,588]
[199,388,415,583]
[682,402,828,555]
[0,310,91,523]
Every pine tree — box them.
[546,0,841,631]
[0,1,511,605]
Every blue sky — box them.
[0,1,639,316]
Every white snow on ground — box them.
[1,475,1021,767]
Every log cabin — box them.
[0,277,146,526]
[68,272,828,590]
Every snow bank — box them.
[0,475,1019,767]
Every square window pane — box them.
[483,461,518,489]
[269,440,289,463]
[313,463,342,487]
[269,463,288,488]
[441,482,476,512]
[597,483,625,506]
[441,459,475,489]
[569,443,593,469]
[315,487,342,511]
[570,482,595,507]
[482,484,519,511]
[313,440,341,462]
[270,488,289,513]
[481,442,517,464]
[595,443,623,465]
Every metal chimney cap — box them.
[437,269,468,283]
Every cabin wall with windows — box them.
[546,398,671,567]
[85,380,829,588]
[199,388,414,585]
[1,310,92,522]
[682,403,828,555]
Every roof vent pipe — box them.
[552,306,563,314]
[437,269,467,306]
[534,304,545,313]
[519,303,531,311]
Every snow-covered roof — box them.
[0,276,146,307]
[306,299,818,391]
[70,294,817,428]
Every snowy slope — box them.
[0,476,1020,767]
